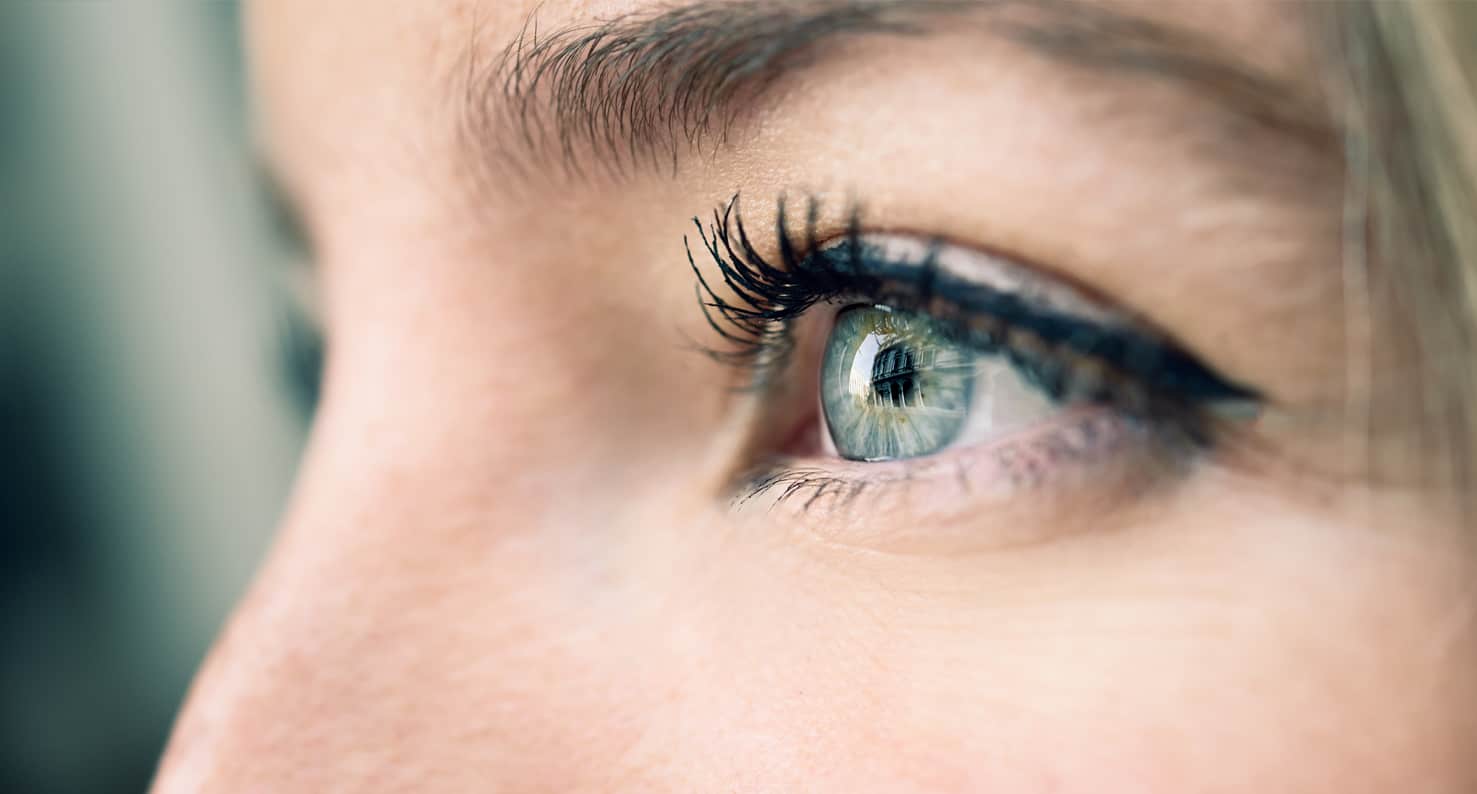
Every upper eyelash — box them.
[684,194,860,373]
[685,194,1259,433]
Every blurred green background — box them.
[1,4,310,792]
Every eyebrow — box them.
[463,0,1333,183]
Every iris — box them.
[820,306,976,461]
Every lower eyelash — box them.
[734,409,1162,513]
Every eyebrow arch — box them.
[464,0,1333,183]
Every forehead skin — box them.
[153,1,1477,792]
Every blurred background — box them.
[1,4,313,792]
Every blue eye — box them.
[821,304,1062,461]
[822,306,972,460]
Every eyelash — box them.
[685,194,1258,502]
[684,195,842,375]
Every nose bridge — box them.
[149,548,324,793]
[148,468,638,792]
[143,237,689,790]
[150,538,452,791]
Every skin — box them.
[154,1,1476,791]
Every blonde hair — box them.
[1330,1,1477,501]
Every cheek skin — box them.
[633,480,1477,793]
[156,336,1477,794]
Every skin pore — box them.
[155,1,1476,792]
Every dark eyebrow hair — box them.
[463,0,1333,183]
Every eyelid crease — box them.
[835,235,1125,326]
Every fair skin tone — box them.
[155,1,1475,791]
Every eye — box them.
[820,304,1056,461]
[687,196,1261,499]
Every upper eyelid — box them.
[819,254,1260,406]
[817,235,1127,326]
[806,231,1270,407]
[689,196,1259,408]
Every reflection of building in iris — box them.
[870,343,936,408]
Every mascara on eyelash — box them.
[685,194,1261,430]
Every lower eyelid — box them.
[735,407,1175,550]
